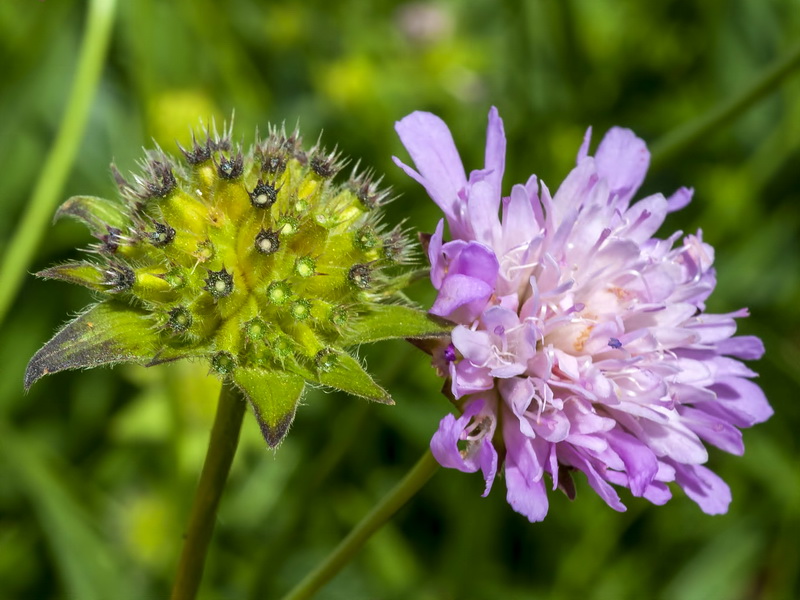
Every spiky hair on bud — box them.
[25,118,453,449]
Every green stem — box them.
[0,0,117,326]
[650,41,800,169]
[171,384,246,600]
[280,450,440,600]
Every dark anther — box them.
[249,181,278,209]
[348,263,371,289]
[204,267,234,298]
[100,226,123,253]
[149,222,176,247]
[311,154,337,178]
[167,307,192,333]
[143,160,177,198]
[262,153,287,176]
[254,229,280,255]
[608,337,623,350]
[217,153,243,180]
[443,344,457,362]
[105,263,135,292]
[180,135,212,165]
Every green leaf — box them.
[233,367,305,447]
[54,195,130,236]
[316,351,393,404]
[341,304,454,346]
[24,302,161,389]
[36,261,108,292]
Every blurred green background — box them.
[1,0,799,598]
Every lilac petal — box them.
[577,126,593,163]
[428,219,446,288]
[705,377,774,427]
[619,193,668,244]
[467,179,502,248]
[483,106,506,208]
[594,127,650,209]
[505,462,550,522]
[503,183,540,250]
[672,462,731,515]
[559,444,627,512]
[430,409,480,473]
[430,274,492,321]
[451,326,493,365]
[449,242,500,284]
[450,360,494,398]
[504,417,551,521]
[430,398,494,476]
[679,406,744,455]
[667,186,693,212]
[605,428,658,496]
[394,111,468,230]
[715,336,765,360]
[478,440,499,496]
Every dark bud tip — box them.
[217,152,244,180]
[110,164,133,192]
[149,222,176,247]
[105,263,135,292]
[180,134,212,165]
[310,154,338,178]
[249,181,278,209]
[210,351,236,375]
[142,160,177,199]
[262,153,287,176]
[167,306,193,333]
[100,226,123,253]
[204,267,234,298]
[348,264,371,289]
[255,229,280,255]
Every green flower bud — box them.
[25,121,453,448]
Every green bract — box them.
[25,123,452,447]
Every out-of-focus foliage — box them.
[1,0,799,598]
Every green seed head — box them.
[26,121,437,448]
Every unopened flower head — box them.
[25,120,443,447]
[395,108,772,521]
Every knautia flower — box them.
[26,122,450,447]
[394,108,772,521]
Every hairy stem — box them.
[651,41,800,169]
[280,450,440,600]
[0,0,117,325]
[171,384,246,600]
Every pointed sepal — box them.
[315,350,393,404]
[36,262,108,292]
[24,302,161,390]
[54,195,131,236]
[341,304,454,345]
[232,367,305,447]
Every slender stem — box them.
[0,0,117,326]
[280,450,440,600]
[171,384,246,600]
[650,41,800,169]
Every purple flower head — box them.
[395,108,772,522]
